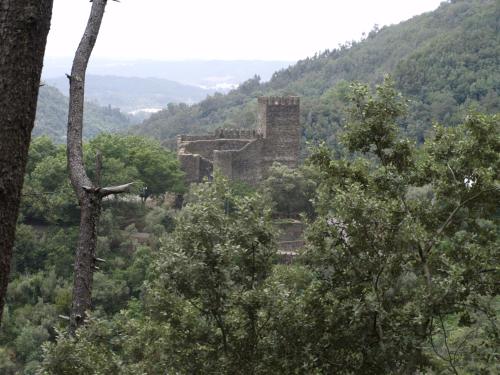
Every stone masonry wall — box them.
[178,153,213,184]
[258,97,300,175]
[177,96,300,184]
[213,139,264,184]
[214,128,258,139]
[179,139,252,161]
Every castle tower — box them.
[258,96,300,173]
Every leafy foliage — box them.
[39,81,498,374]
[41,176,282,373]
[4,3,500,368]
[303,79,499,373]
[260,163,318,218]
[0,135,184,373]
[20,135,184,226]
[86,134,185,197]
[146,176,278,372]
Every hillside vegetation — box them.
[1,2,498,373]
[6,81,496,374]
[46,75,213,113]
[133,0,499,149]
[34,85,134,143]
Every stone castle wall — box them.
[178,153,213,184]
[177,96,300,185]
[258,97,301,174]
[214,138,264,184]
[179,139,252,161]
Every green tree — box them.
[145,175,277,373]
[20,135,185,224]
[87,134,185,199]
[21,148,77,225]
[260,162,318,218]
[0,347,17,375]
[38,79,498,374]
[25,136,59,176]
[304,79,499,373]
[41,175,279,374]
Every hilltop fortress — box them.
[177,96,300,185]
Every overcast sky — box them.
[45,0,444,61]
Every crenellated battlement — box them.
[214,128,258,139]
[178,129,258,144]
[258,96,300,106]
[178,134,216,142]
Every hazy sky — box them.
[46,0,444,61]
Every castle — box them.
[177,96,300,185]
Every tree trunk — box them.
[70,194,101,328]
[67,0,108,333]
[0,0,53,325]
[68,0,129,332]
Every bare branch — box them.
[446,163,458,184]
[99,182,135,197]
[424,188,497,256]
[439,314,459,375]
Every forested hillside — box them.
[133,0,499,149]
[46,75,213,113]
[3,81,496,374]
[34,85,133,143]
[1,1,498,374]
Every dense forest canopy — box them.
[4,79,493,374]
[0,0,498,374]
[133,0,499,150]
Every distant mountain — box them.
[132,0,499,150]
[46,75,214,113]
[34,85,133,143]
[42,60,294,89]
